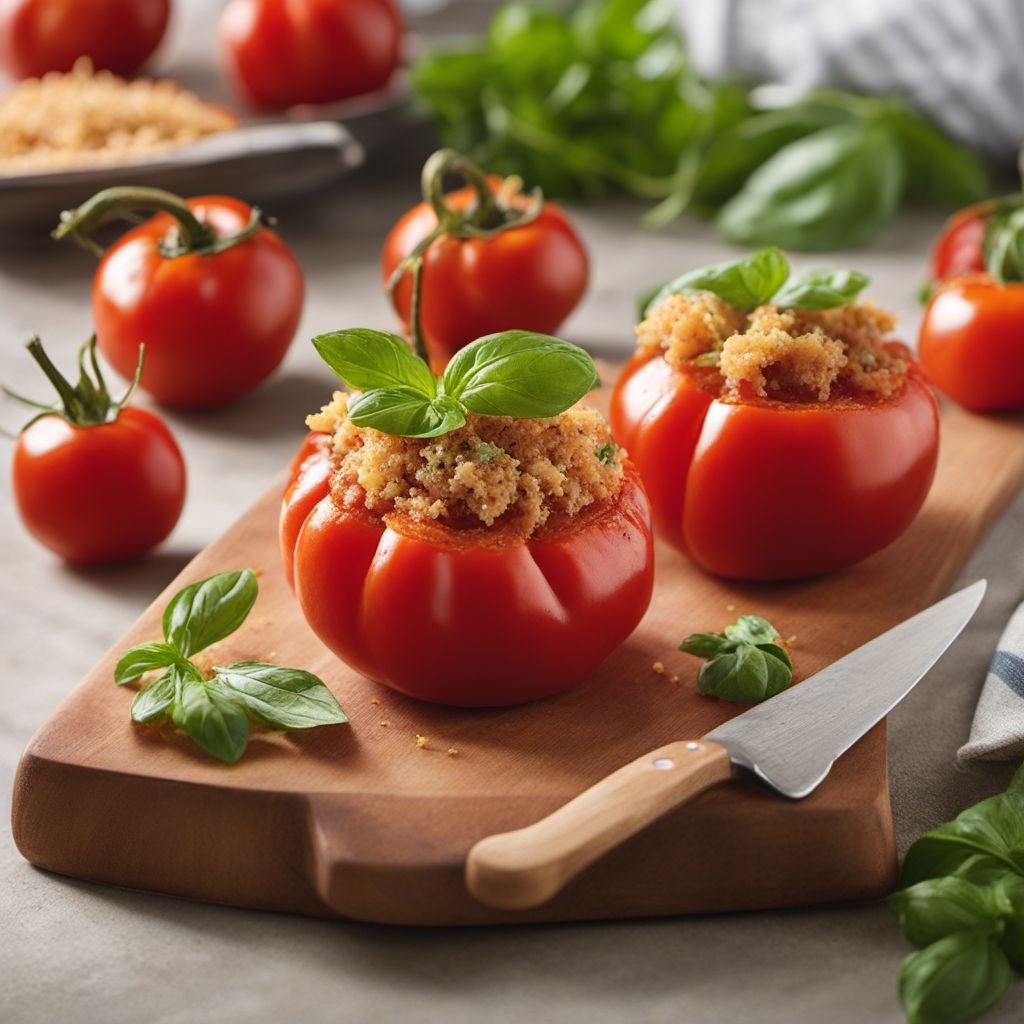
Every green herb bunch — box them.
[312,327,598,438]
[891,765,1024,1023]
[680,615,793,703]
[116,569,347,763]
[411,0,990,248]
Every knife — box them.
[465,580,987,910]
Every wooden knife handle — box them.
[465,739,733,910]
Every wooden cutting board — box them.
[12,400,1024,926]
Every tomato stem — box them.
[4,336,142,430]
[53,187,264,260]
[385,149,546,367]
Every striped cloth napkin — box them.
[959,602,1024,763]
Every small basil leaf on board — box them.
[130,669,177,723]
[347,387,467,439]
[724,615,778,647]
[213,662,348,730]
[312,329,437,396]
[898,929,1013,1024]
[771,269,871,310]
[442,331,598,418]
[889,877,1013,948]
[697,645,790,703]
[645,247,790,315]
[162,569,258,658]
[717,123,904,251]
[114,641,178,684]
[171,675,249,764]
[679,633,728,659]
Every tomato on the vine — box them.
[55,187,305,409]
[7,336,185,565]
[219,0,403,109]
[382,149,589,374]
[0,0,170,79]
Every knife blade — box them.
[465,580,987,910]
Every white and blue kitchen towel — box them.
[959,602,1024,763]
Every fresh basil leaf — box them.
[312,329,436,397]
[884,104,990,211]
[114,641,178,684]
[441,331,598,418]
[902,790,1024,887]
[130,669,177,723]
[697,644,791,703]
[950,853,1022,888]
[898,929,1012,1024]
[724,615,778,647]
[347,387,466,439]
[171,675,249,764]
[162,569,258,658]
[718,123,904,251]
[771,268,870,310]
[890,877,1013,948]
[213,661,348,730]
[645,248,789,315]
[679,633,730,659]
[983,206,1024,284]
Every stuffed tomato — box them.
[612,250,940,581]
[281,328,654,707]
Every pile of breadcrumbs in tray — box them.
[0,59,236,173]
[638,291,909,402]
[307,392,625,539]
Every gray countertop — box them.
[3,3,1024,1022]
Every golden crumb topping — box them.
[306,392,625,539]
[638,291,908,403]
[0,59,236,174]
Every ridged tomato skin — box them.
[280,439,654,707]
[611,350,939,581]
[12,407,185,564]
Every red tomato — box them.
[219,0,402,109]
[930,203,990,283]
[0,0,170,78]
[13,407,185,564]
[919,277,1024,412]
[280,436,654,706]
[382,176,589,374]
[85,194,304,409]
[610,350,939,580]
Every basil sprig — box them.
[641,248,869,319]
[312,328,598,438]
[115,569,347,763]
[679,614,792,704]
[891,763,1024,1023]
[983,203,1024,284]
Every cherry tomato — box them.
[382,151,589,374]
[610,349,939,580]
[930,203,990,283]
[919,277,1024,412]
[280,436,654,707]
[57,188,305,409]
[0,0,170,78]
[220,0,402,109]
[9,337,185,565]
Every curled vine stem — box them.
[386,149,546,365]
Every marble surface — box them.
[3,2,1024,1022]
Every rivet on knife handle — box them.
[465,739,734,910]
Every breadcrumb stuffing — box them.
[638,291,908,403]
[307,392,625,540]
[0,59,236,173]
